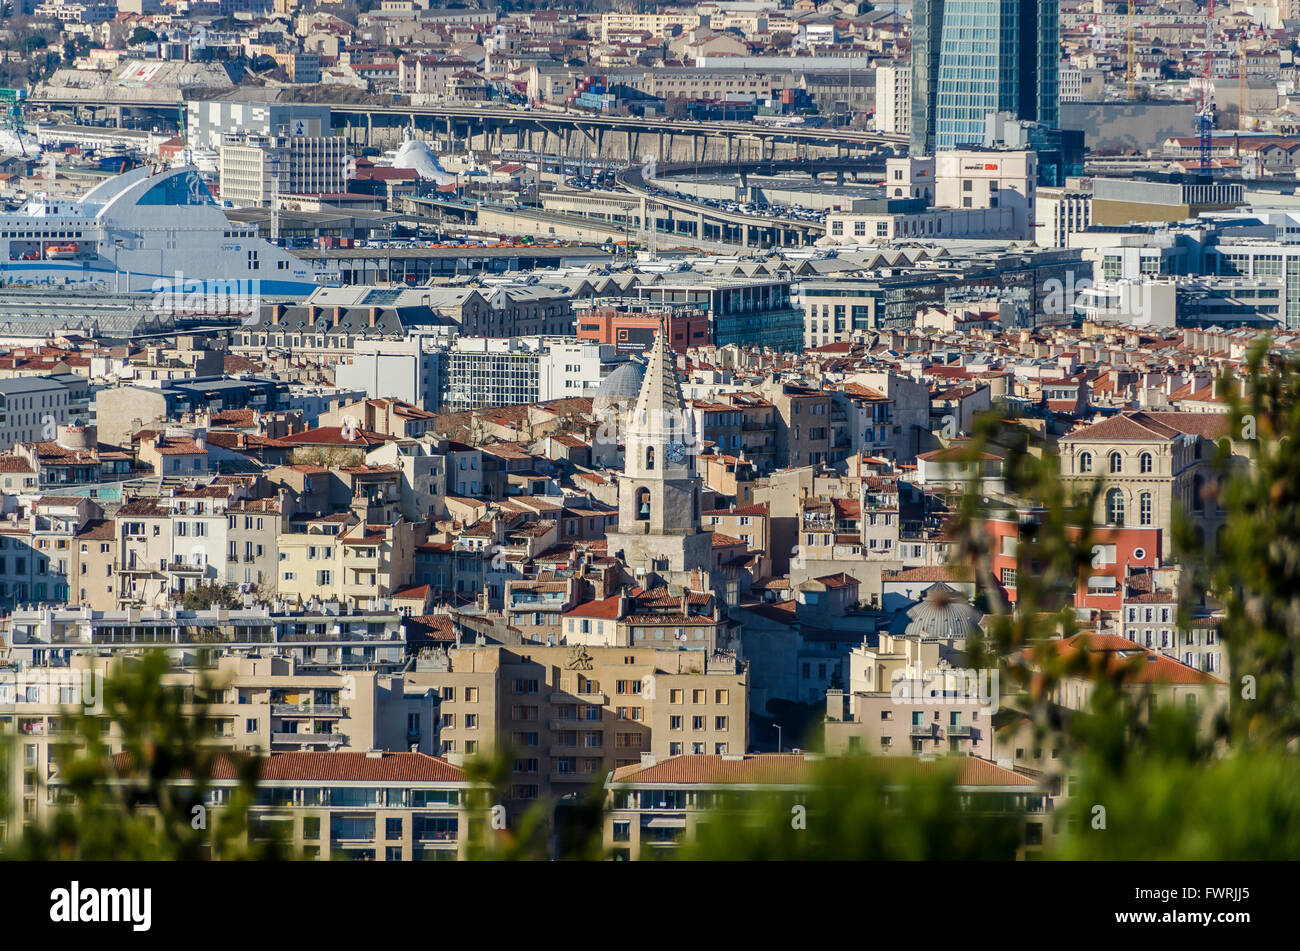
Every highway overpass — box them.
[28,94,907,163]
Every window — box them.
[1140,452,1153,474]
[1139,493,1152,527]
[1079,452,1092,473]
[1106,489,1125,527]
[1109,452,1122,474]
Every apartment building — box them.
[0,496,112,611]
[1120,588,1225,676]
[824,630,995,758]
[0,377,77,452]
[76,750,470,860]
[1,652,438,840]
[219,134,350,208]
[1058,411,1231,557]
[756,381,833,469]
[407,643,748,820]
[1,605,409,672]
[874,63,910,135]
[276,516,418,609]
[602,753,1043,860]
[1035,183,1093,249]
[225,496,281,592]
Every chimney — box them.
[640,752,657,767]
[369,307,379,327]
[333,306,343,327]
[308,305,320,324]
[271,303,284,324]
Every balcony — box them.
[272,732,344,747]
[166,561,206,575]
[272,703,344,717]
[548,690,606,705]
[909,723,935,736]
[548,718,580,731]
[946,724,971,737]
[549,771,597,785]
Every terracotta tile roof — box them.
[610,754,1035,787]
[884,565,975,582]
[563,594,623,620]
[112,750,465,783]
[392,584,432,599]
[1052,632,1224,685]
[703,503,769,517]
[813,572,858,588]
[281,426,393,448]
[1065,411,1228,443]
[405,614,458,643]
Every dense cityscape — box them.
[0,0,1291,912]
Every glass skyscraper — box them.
[910,0,1059,156]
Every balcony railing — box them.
[272,703,344,717]
[909,723,935,735]
[946,724,972,736]
[272,732,344,746]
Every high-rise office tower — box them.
[910,0,1059,156]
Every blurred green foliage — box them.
[3,652,288,860]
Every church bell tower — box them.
[605,315,712,578]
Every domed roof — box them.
[903,582,981,641]
[595,361,646,402]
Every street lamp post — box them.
[774,723,783,754]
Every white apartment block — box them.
[1035,186,1093,248]
[874,64,911,136]
[219,134,349,209]
[1060,64,1083,102]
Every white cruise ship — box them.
[0,163,318,301]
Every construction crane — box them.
[1197,0,1215,173]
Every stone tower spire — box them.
[605,314,712,578]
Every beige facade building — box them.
[1057,411,1231,556]
[408,642,748,820]
[1,654,437,843]
[602,753,1045,860]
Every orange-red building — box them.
[575,308,711,353]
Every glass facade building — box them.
[910,0,1059,155]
